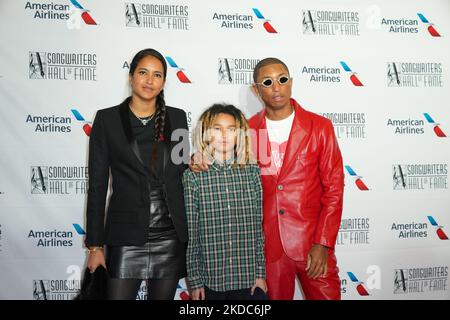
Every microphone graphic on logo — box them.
[417,13,441,37]
[340,61,363,86]
[397,165,406,188]
[35,53,45,78]
[34,280,47,300]
[31,166,47,193]
[70,0,97,25]
[37,167,46,192]
[399,269,406,292]
[126,4,139,26]
[252,8,277,33]
[224,58,232,83]
[30,52,45,79]
[307,10,316,33]
[165,56,192,83]
[392,62,400,85]
[125,4,140,26]
[394,269,407,293]
[131,4,140,26]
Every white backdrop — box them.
[0,0,449,300]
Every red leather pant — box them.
[266,250,341,300]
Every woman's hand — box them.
[87,248,106,273]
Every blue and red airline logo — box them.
[417,13,441,37]
[71,109,91,136]
[252,8,277,33]
[427,216,448,240]
[69,0,97,25]
[423,113,446,137]
[345,165,369,190]
[340,61,363,86]
[177,283,190,300]
[347,272,370,296]
[165,56,192,83]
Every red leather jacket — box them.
[248,98,344,263]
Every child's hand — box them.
[251,278,267,295]
[191,287,205,300]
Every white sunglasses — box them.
[255,75,291,88]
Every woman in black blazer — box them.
[85,48,190,300]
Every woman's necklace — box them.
[129,104,155,126]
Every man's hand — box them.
[188,151,211,173]
[191,287,205,300]
[251,278,268,295]
[305,244,328,279]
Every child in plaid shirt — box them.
[183,104,267,300]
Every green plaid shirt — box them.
[182,162,265,292]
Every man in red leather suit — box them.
[248,58,344,300]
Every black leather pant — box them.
[106,278,179,300]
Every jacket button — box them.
[279,209,285,215]
[277,185,283,190]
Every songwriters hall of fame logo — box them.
[218,58,260,85]
[302,10,360,36]
[321,112,366,139]
[125,3,189,30]
[29,51,97,81]
[33,279,81,300]
[394,267,448,295]
[31,166,89,195]
[393,164,448,191]
[337,217,370,246]
[387,62,442,87]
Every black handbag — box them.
[73,266,108,300]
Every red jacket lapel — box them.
[277,99,312,181]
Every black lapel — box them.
[162,143,168,175]
[118,97,145,169]
[161,109,172,175]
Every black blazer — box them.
[85,97,190,247]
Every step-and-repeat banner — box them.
[0,0,449,300]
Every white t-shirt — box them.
[265,111,295,174]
